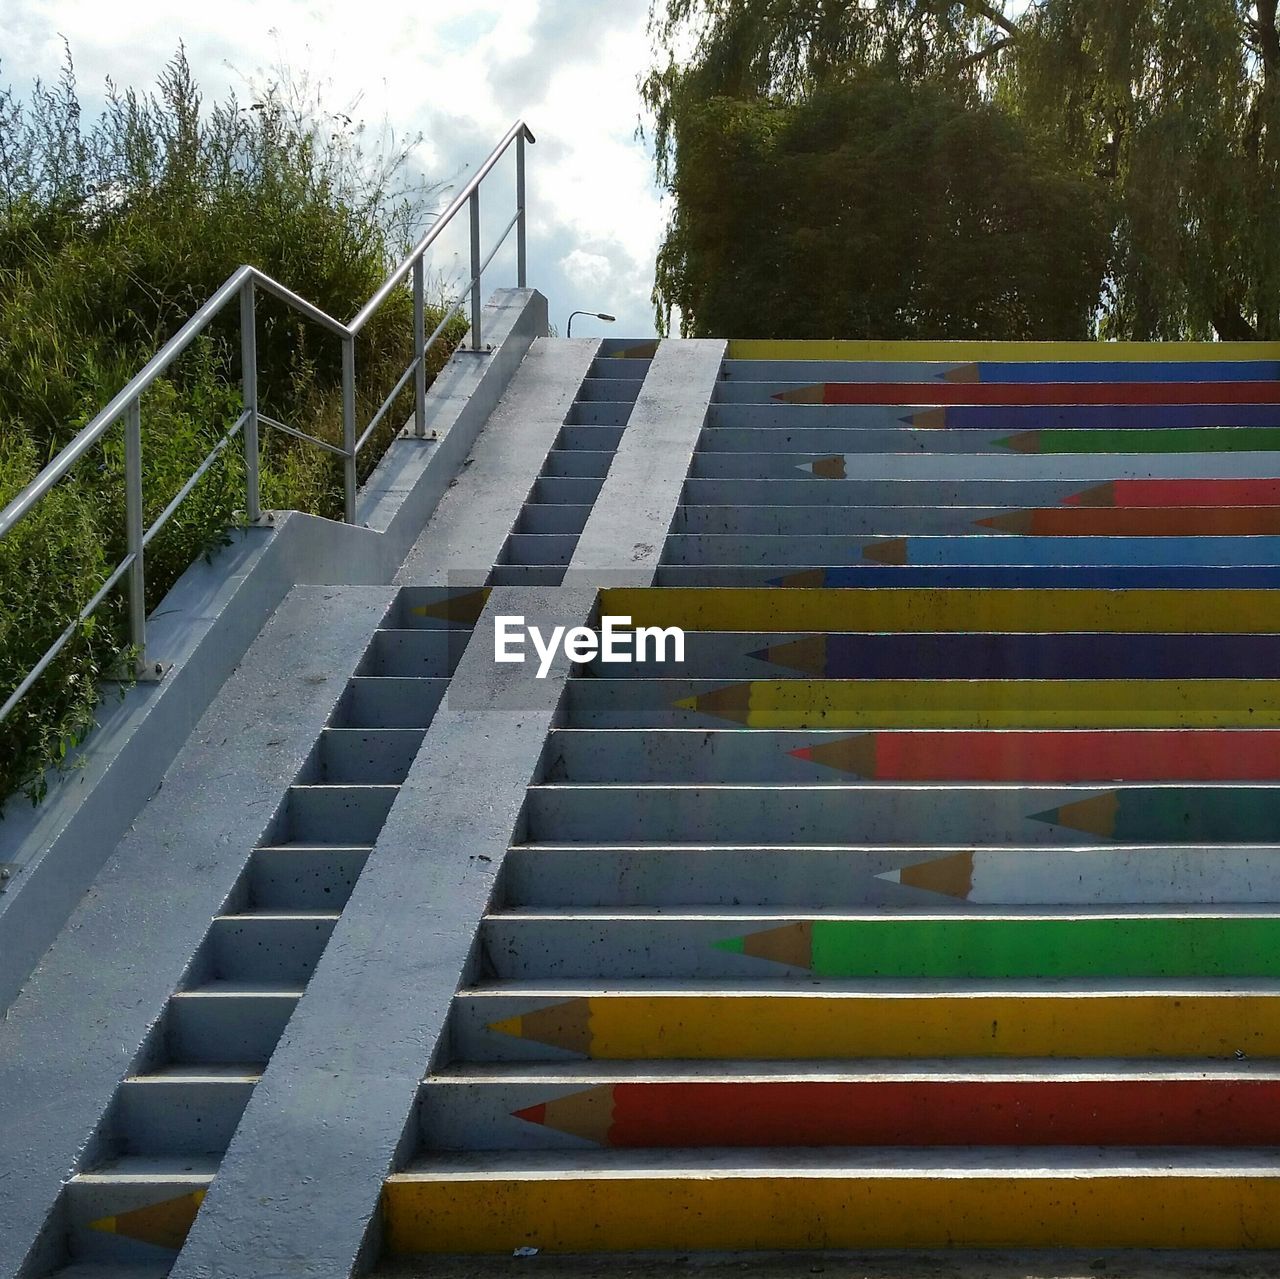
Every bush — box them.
[0,49,465,808]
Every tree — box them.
[646,0,1280,340]
[655,75,1109,338]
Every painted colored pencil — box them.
[775,382,1280,407]
[1066,479,1280,507]
[1033,788,1280,841]
[791,730,1280,781]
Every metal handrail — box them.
[0,121,534,725]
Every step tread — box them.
[123,1064,262,1084]
[461,978,1280,996]
[426,1059,1280,1083]
[72,1154,219,1182]
[486,906,1280,921]
[392,1147,1280,1179]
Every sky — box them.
[0,0,666,336]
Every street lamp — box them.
[567,310,615,337]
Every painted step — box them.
[564,678,1280,729]
[113,1066,257,1156]
[247,845,370,911]
[656,564,1280,588]
[666,503,1280,537]
[524,783,1280,844]
[679,478,1261,507]
[203,912,338,984]
[598,586,1280,634]
[354,630,467,678]
[383,1147,1280,1253]
[514,504,593,536]
[272,785,398,845]
[713,381,1280,406]
[418,1060,1280,1151]
[306,730,424,786]
[688,450,1280,482]
[726,340,1280,359]
[500,844,1280,909]
[705,401,1280,431]
[64,1157,214,1263]
[382,587,488,629]
[479,910,1280,980]
[331,677,449,730]
[662,535,1280,568]
[452,984,1280,1061]
[696,425,1280,455]
[539,728,1280,783]
[719,358,1280,384]
[165,986,299,1065]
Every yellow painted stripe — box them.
[726,339,1280,362]
[489,993,1280,1058]
[678,678,1280,728]
[601,587,1280,634]
[384,1171,1280,1252]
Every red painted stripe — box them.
[806,382,1280,406]
[1068,479,1280,508]
[870,730,1280,782]
[998,507,1280,536]
[607,1079,1280,1147]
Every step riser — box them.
[308,730,424,786]
[382,588,491,630]
[663,535,1280,568]
[526,784,1280,845]
[656,564,1280,587]
[205,916,338,985]
[480,915,1280,980]
[354,631,467,678]
[706,402,1280,430]
[452,992,1280,1061]
[564,679,1280,730]
[680,478,1215,506]
[542,450,615,478]
[331,678,448,730]
[576,378,642,403]
[690,452,1280,481]
[114,1079,255,1156]
[589,357,651,381]
[502,533,579,566]
[559,425,627,451]
[574,634,1280,683]
[419,1075,1280,1151]
[711,381,1280,406]
[669,504,1280,535]
[718,358,1280,384]
[383,1172,1280,1253]
[248,847,370,910]
[566,402,634,427]
[516,504,594,535]
[274,786,398,846]
[532,476,604,505]
[165,994,297,1065]
[501,846,1280,908]
[64,1177,208,1264]
[489,565,569,586]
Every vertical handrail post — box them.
[239,279,261,523]
[123,397,147,670]
[469,188,483,350]
[412,256,427,437]
[341,335,357,523]
[516,131,528,288]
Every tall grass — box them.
[0,49,465,809]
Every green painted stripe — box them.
[1003,427,1280,454]
[797,917,1280,978]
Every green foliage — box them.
[654,77,1109,339]
[0,48,464,809]
[646,0,1280,341]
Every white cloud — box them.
[0,0,664,334]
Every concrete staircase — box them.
[9,332,1280,1274]
[385,342,1280,1254]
